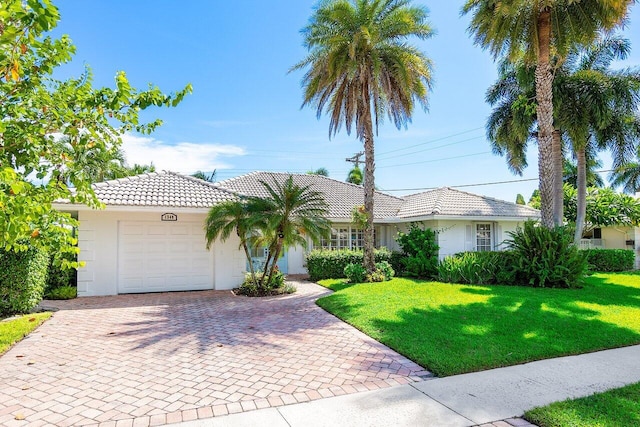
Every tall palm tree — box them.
[463,0,633,228]
[487,36,640,241]
[555,37,640,241]
[204,199,265,286]
[563,157,604,189]
[257,176,331,287]
[292,0,433,272]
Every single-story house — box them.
[55,171,542,297]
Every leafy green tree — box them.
[515,194,526,205]
[292,0,434,272]
[346,166,363,185]
[256,176,331,288]
[204,199,266,287]
[563,185,640,236]
[0,0,191,258]
[306,167,329,177]
[192,170,216,182]
[464,0,633,228]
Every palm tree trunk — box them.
[241,241,258,287]
[362,92,376,274]
[265,238,283,289]
[535,8,555,229]
[574,147,588,243]
[552,129,564,226]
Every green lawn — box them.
[525,382,640,427]
[316,273,640,377]
[0,312,52,355]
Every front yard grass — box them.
[316,273,640,377]
[0,312,52,355]
[525,381,640,427]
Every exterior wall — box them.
[599,226,634,249]
[77,209,244,296]
[435,220,522,259]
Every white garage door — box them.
[118,221,214,293]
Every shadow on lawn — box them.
[317,275,640,377]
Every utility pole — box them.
[345,151,365,168]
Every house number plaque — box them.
[161,213,178,222]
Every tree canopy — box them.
[0,0,191,258]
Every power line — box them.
[380,169,617,192]
[377,135,485,161]
[377,151,491,169]
[376,126,484,156]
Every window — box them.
[476,223,492,252]
[317,226,378,250]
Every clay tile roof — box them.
[90,171,237,208]
[397,187,541,219]
[215,171,405,219]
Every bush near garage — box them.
[306,247,392,281]
[0,245,49,316]
[584,249,635,272]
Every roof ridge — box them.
[432,187,448,215]
[443,186,540,212]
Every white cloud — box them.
[120,134,246,174]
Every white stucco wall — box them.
[77,209,245,296]
[600,227,634,249]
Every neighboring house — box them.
[55,171,540,297]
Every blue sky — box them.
[53,1,640,202]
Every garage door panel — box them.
[118,221,213,294]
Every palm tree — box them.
[346,166,363,185]
[463,0,633,228]
[292,0,433,272]
[128,163,156,175]
[563,157,604,189]
[192,170,216,182]
[306,167,329,177]
[487,37,640,241]
[204,199,265,286]
[611,149,640,194]
[555,37,640,241]
[257,176,331,287]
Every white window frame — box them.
[317,225,378,250]
[475,223,493,252]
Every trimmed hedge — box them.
[0,246,49,316]
[306,248,392,281]
[438,251,517,285]
[584,249,635,272]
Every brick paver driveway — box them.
[0,280,429,426]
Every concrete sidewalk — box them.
[173,344,640,427]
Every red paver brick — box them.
[0,281,427,425]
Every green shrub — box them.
[396,225,439,278]
[236,270,291,296]
[306,248,392,281]
[437,251,517,285]
[46,254,76,292]
[0,245,49,316]
[389,251,406,276]
[584,249,634,272]
[344,263,366,283]
[375,261,395,281]
[366,270,386,282]
[506,221,587,288]
[45,285,77,300]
